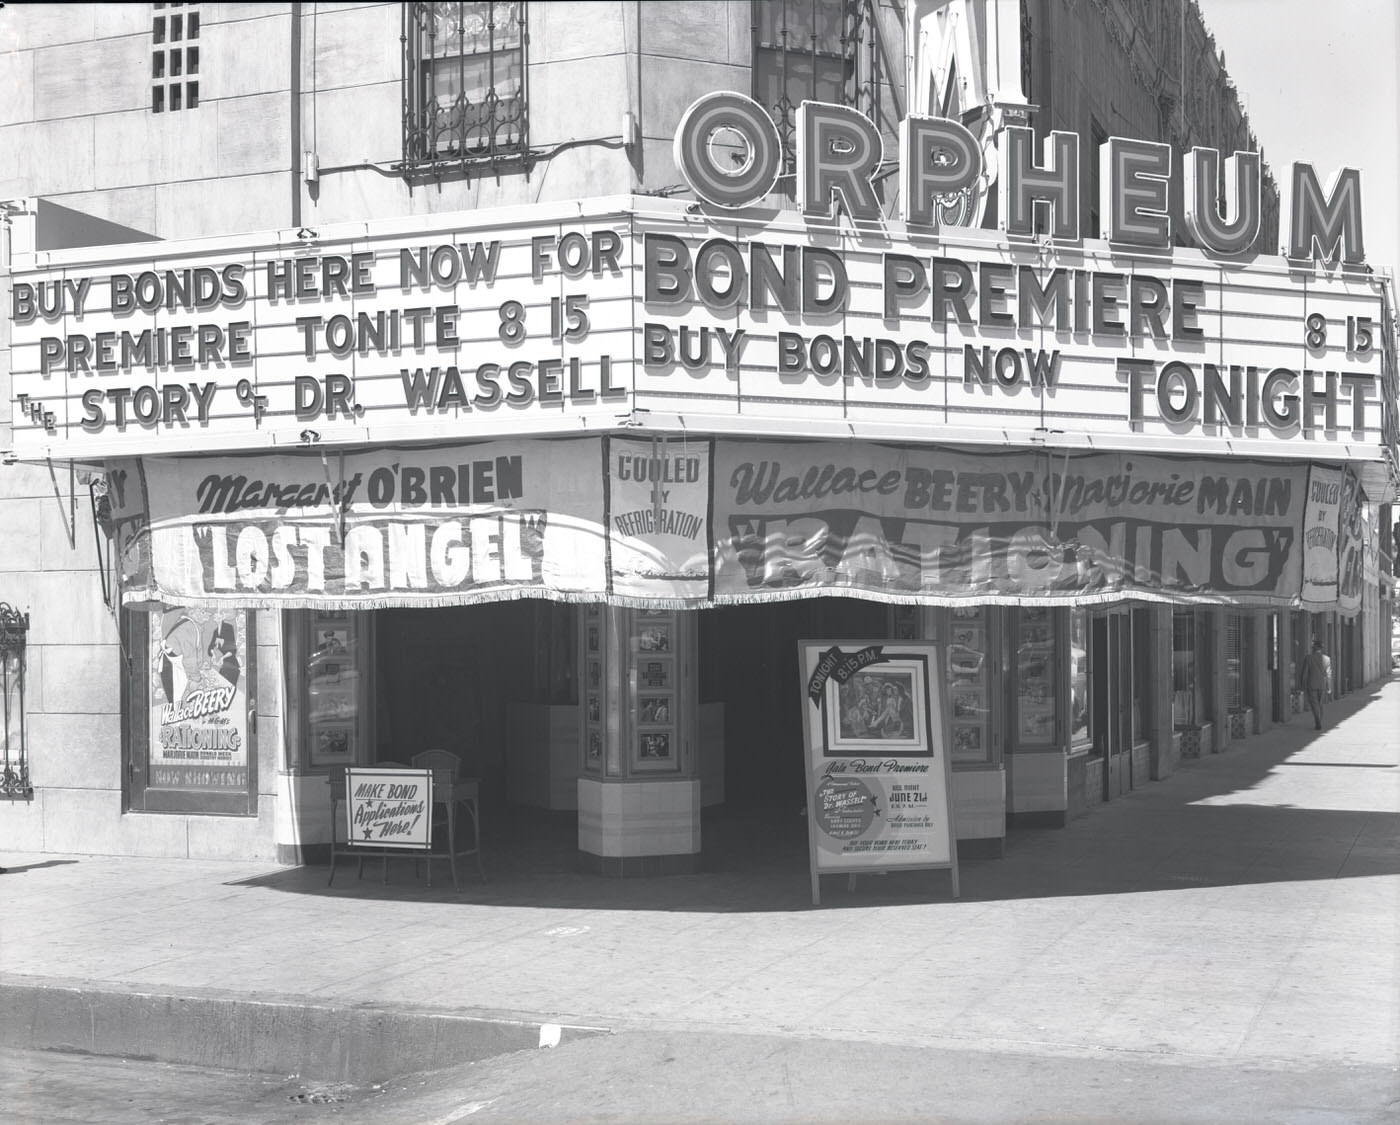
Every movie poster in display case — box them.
[632,611,680,773]
[946,607,991,764]
[1015,607,1057,746]
[307,612,360,765]
[582,605,603,772]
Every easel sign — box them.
[345,767,433,850]
[797,641,958,906]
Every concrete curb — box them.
[0,976,609,1082]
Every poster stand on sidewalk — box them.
[798,641,959,906]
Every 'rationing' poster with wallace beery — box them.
[148,606,250,789]
[797,641,958,905]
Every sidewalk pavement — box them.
[2,680,1396,1082]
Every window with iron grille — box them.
[403,1,527,173]
[752,0,861,166]
[151,2,201,114]
[0,603,31,802]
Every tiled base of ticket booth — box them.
[576,777,702,876]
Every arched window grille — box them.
[402,1,528,174]
[0,603,32,802]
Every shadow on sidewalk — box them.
[0,859,81,875]
[227,682,1398,911]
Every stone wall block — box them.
[1,498,43,572]
[39,644,121,715]
[27,710,122,790]
[216,93,292,179]
[0,48,36,127]
[34,36,150,119]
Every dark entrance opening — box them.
[700,597,887,811]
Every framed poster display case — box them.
[631,609,680,773]
[946,607,992,765]
[582,604,604,772]
[306,611,363,766]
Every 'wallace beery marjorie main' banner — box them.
[10,180,1388,461]
[105,436,1367,613]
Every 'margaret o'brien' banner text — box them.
[115,440,609,607]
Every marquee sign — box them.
[6,98,1392,469]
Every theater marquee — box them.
[7,98,1391,468]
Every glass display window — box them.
[1069,609,1090,748]
[946,606,992,765]
[124,605,259,815]
[1132,606,1152,743]
[1171,610,1195,728]
[1014,606,1057,747]
[631,609,680,773]
[304,611,369,767]
[582,604,605,773]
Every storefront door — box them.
[1090,612,1132,799]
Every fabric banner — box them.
[108,437,1358,611]
[606,436,712,601]
[1300,465,1343,610]
[115,439,608,608]
[1337,467,1365,618]
[148,606,250,789]
[713,442,1310,607]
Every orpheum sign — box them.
[7,96,1391,464]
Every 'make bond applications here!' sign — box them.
[345,768,432,850]
[9,191,1391,462]
[798,641,958,905]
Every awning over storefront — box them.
[106,436,1366,613]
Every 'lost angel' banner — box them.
[106,436,1361,611]
[110,437,710,608]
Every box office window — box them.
[124,606,258,815]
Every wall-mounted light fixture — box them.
[0,602,32,801]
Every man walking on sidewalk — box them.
[1300,640,1333,730]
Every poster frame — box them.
[798,640,959,906]
[127,605,259,816]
